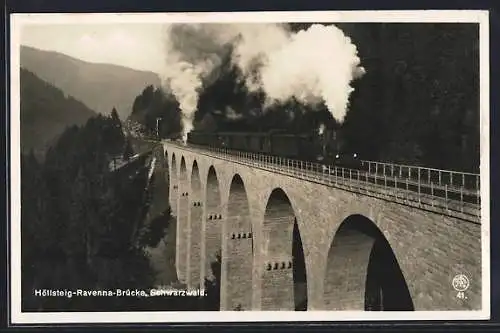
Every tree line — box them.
[21,109,222,311]
[20,68,97,160]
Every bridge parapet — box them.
[164,142,480,224]
[360,160,479,193]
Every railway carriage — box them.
[183,129,479,205]
[186,128,361,169]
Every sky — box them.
[20,23,167,74]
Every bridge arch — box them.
[176,156,188,283]
[202,166,223,307]
[323,214,414,311]
[261,188,307,310]
[188,160,203,287]
[170,153,179,275]
[224,174,253,310]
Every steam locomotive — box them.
[186,129,362,169]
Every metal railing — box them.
[167,142,481,221]
[360,160,480,192]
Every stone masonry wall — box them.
[224,179,253,310]
[261,194,296,310]
[165,144,483,311]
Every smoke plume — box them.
[160,23,364,141]
[160,24,235,141]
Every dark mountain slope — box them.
[20,45,161,120]
[20,68,97,157]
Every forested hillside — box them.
[20,45,161,120]
[128,85,183,138]
[336,23,479,172]
[20,68,96,158]
[21,113,153,311]
[21,113,222,311]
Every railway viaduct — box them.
[157,141,482,311]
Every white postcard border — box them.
[9,10,491,324]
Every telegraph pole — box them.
[156,117,161,140]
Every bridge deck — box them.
[165,142,481,223]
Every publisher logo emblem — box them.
[452,274,470,292]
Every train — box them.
[186,129,363,169]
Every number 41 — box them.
[457,292,466,299]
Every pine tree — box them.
[107,108,125,154]
[111,107,121,124]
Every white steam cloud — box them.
[160,23,365,141]
[160,24,234,141]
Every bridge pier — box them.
[221,175,253,311]
[176,158,189,283]
[251,226,264,311]
[220,201,229,311]
[169,153,180,279]
[168,152,180,278]
[187,162,203,289]
[169,164,178,217]
[303,246,327,311]
[202,167,223,292]
[260,198,296,310]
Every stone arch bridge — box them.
[159,141,482,311]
